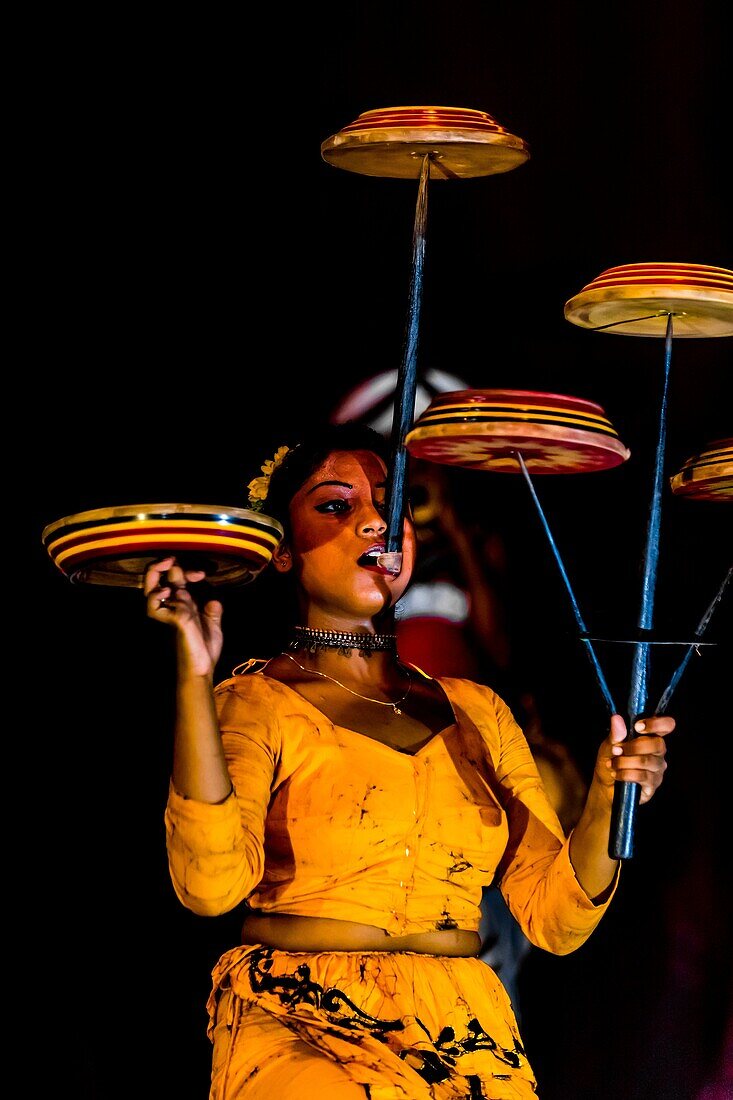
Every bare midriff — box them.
[241,912,481,957]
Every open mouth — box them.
[357,546,390,570]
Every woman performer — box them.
[146,421,672,1099]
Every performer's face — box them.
[282,449,416,623]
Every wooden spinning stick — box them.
[321,106,530,572]
[405,387,629,714]
[565,261,733,858]
[613,314,673,859]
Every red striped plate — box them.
[404,389,630,474]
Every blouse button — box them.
[405,846,410,856]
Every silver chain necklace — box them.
[282,652,412,715]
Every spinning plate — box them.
[404,389,630,473]
[564,263,733,337]
[670,439,733,501]
[321,106,530,179]
[42,503,284,588]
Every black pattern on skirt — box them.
[246,947,527,1095]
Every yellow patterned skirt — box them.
[208,945,538,1099]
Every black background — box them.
[28,4,731,1097]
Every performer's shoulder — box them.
[433,673,504,703]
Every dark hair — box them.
[234,422,394,652]
[264,421,392,538]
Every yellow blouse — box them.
[165,669,618,951]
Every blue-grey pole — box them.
[655,565,732,715]
[384,154,431,566]
[514,450,617,717]
[610,313,674,859]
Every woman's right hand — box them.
[144,556,224,677]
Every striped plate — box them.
[670,439,733,501]
[42,502,284,587]
[404,389,630,474]
[321,105,529,179]
[564,262,733,337]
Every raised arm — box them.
[144,556,230,803]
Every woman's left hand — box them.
[593,713,674,806]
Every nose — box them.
[357,499,387,537]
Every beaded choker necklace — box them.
[288,625,398,658]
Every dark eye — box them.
[315,498,351,514]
